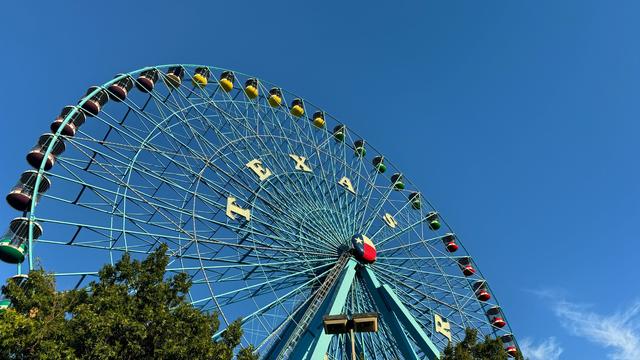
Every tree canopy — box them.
[0,244,258,360]
[441,328,525,360]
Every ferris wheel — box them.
[0,64,519,359]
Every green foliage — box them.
[441,328,525,360]
[0,244,258,360]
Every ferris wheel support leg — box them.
[287,259,358,360]
[361,267,440,360]
[261,300,313,359]
[361,266,420,360]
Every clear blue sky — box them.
[1,1,639,359]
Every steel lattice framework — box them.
[1,64,519,359]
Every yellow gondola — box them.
[192,67,211,87]
[244,78,259,99]
[268,88,282,107]
[220,71,235,92]
[164,66,185,89]
[312,111,325,128]
[290,98,304,117]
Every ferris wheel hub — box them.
[351,234,376,263]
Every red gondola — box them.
[136,68,160,93]
[108,74,134,101]
[486,306,506,328]
[26,133,66,171]
[6,171,51,212]
[80,86,108,117]
[472,280,491,302]
[500,334,518,357]
[442,233,458,252]
[457,257,475,276]
[50,106,85,137]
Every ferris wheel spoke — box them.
[291,130,353,241]
[369,320,404,359]
[248,207,341,252]
[253,298,312,352]
[361,185,404,236]
[198,260,321,285]
[170,257,331,277]
[378,265,474,315]
[339,129,373,235]
[242,274,329,352]
[71,127,333,253]
[339,128,392,238]
[398,286,491,341]
[253,178,344,246]
[265,152,348,242]
[353,173,385,232]
[39,170,198,253]
[221,93,350,243]
[244,99,351,240]
[408,226,478,331]
[216,275,318,310]
[376,234,448,255]
[53,141,338,270]
[194,235,335,258]
[372,198,423,242]
[144,94,348,249]
[75,95,155,174]
[370,279,465,339]
[380,240,475,322]
[309,150,354,240]
[372,267,481,331]
[373,266,469,307]
[242,169,344,244]
[35,202,332,256]
[378,254,467,261]
[374,217,428,249]
[379,260,470,282]
[267,101,352,239]
[192,260,329,306]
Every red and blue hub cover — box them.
[351,234,376,263]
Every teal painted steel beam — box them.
[287,258,358,360]
[363,266,441,360]
[261,300,311,359]
[361,266,420,360]
[380,284,440,359]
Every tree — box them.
[441,328,525,360]
[0,244,258,360]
